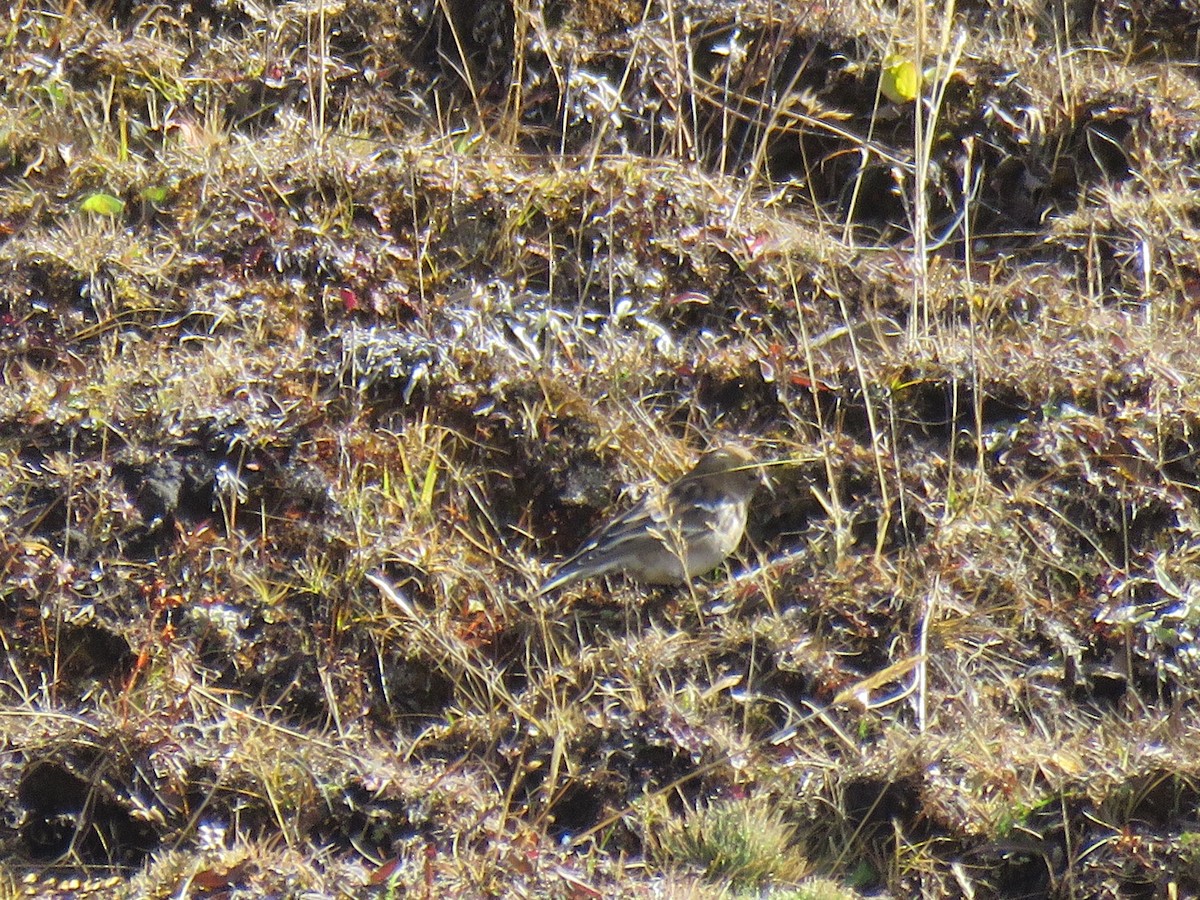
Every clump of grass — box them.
[762,879,861,900]
[654,793,808,889]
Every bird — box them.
[539,445,762,593]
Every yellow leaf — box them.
[881,54,921,104]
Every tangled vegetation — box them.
[3,0,1200,896]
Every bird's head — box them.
[690,444,765,496]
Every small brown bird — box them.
[539,445,761,593]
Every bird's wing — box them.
[565,491,667,560]
[664,477,728,534]
[538,490,668,592]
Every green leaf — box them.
[80,192,125,216]
[420,450,439,511]
[41,80,67,107]
[139,185,169,204]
